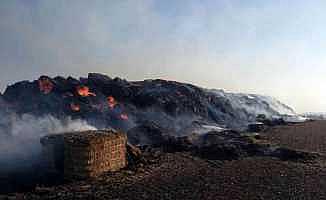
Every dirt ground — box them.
[263,120,326,154]
[4,121,326,200]
[5,153,326,200]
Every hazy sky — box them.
[1,0,326,113]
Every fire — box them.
[70,103,80,112]
[76,86,96,97]
[120,113,129,120]
[38,77,54,94]
[107,96,117,109]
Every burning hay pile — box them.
[41,129,127,180]
[0,73,298,137]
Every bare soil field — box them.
[5,153,326,200]
[5,121,326,200]
[263,120,326,154]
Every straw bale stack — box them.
[40,134,65,173]
[40,129,127,180]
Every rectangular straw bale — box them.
[63,129,127,180]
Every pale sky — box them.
[1,0,326,113]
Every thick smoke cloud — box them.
[0,114,96,172]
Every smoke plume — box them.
[0,114,96,172]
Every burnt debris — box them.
[0,73,296,134]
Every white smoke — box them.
[0,114,97,171]
[11,114,97,138]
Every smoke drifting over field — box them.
[0,114,96,171]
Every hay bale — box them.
[63,130,127,180]
[40,130,127,180]
[40,134,64,173]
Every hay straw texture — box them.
[41,130,127,180]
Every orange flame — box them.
[107,96,117,109]
[70,103,80,112]
[38,77,54,94]
[76,86,96,97]
[120,113,129,120]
